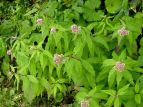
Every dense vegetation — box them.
[0,0,143,107]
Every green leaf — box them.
[83,9,104,21]
[108,69,116,88]
[53,32,63,46]
[119,49,127,60]
[46,1,58,17]
[105,96,114,107]
[73,6,83,13]
[55,93,63,103]
[123,16,142,33]
[65,59,74,79]
[20,20,32,36]
[81,60,95,76]
[84,72,96,87]
[123,70,134,85]
[114,97,120,107]
[86,57,101,64]
[127,32,134,46]
[16,52,29,67]
[63,34,69,51]
[94,93,108,100]
[88,87,97,97]
[96,68,110,82]
[83,29,94,56]
[1,57,10,72]
[135,81,140,93]
[27,75,39,84]
[43,50,53,59]
[73,38,85,57]
[22,77,40,102]
[0,38,6,57]
[40,78,50,90]
[57,78,67,84]
[75,91,87,101]
[65,59,85,86]
[138,56,143,66]
[0,20,16,36]
[134,68,143,73]
[102,90,116,96]
[29,58,37,75]
[103,59,116,67]
[56,84,64,92]
[94,36,109,50]
[89,99,100,107]
[105,0,123,13]
[30,33,43,44]
[41,23,49,37]
[118,84,129,96]
[39,53,47,71]
[15,74,20,90]
[123,100,136,107]
[135,94,141,104]
[53,86,58,98]
[87,22,97,31]
[84,0,101,9]
[116,72,123,86]
[24,8,38,16]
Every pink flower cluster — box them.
[53,53,64,65]
[80,100,89,107]
[115,61,125,72]
[71,24,81,33]
[118,27,129,36]
[7,50,12,56]
[36,18,43,24]
[50,27,57,33]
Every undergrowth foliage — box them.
[0,0,143,106]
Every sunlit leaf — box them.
[118,84,129,96]
[105,0,123,13]
[108,69,116,88]
[135,94,141,104]
[114,97,120,107]
[103,59,116,67]
[27,75,39,84]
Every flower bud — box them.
[53,53,64,65]
[115,61,125,72]
[13,94,23,101]
[50,27,57,33]
[11,36,17,40]
[80,100,89,107]
[7,50,12,56]
[7,71,13,79]
[71,24,81,33]
[36,18,43,24]
[118,27,129,36]
[29,46,35,50]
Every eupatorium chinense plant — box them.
[101,50,143,107]
[0,0,143,107]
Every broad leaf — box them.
[108,69,116,88]
[103,59,116,67]
[114,97,120,107]
[105,96,114,107]
[27,75,39,84]
[116,72,123,86]
[84,0,101,9]
[135,94,141,104]
[123,70,134,85]
[118,84,129,96]
[105,0,123,13]
[81,60,95,76]
[102,89,116,96]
